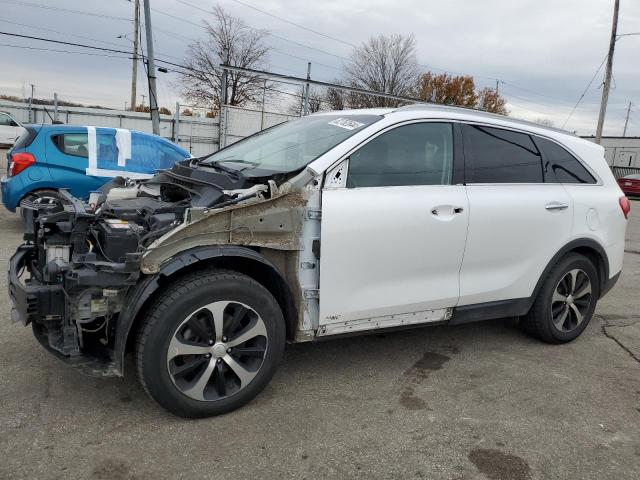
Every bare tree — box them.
[177,5,270,111]
[344,34,419,108]
[307,87,325,113]
[325,86,345,110]
[285,86,327,115]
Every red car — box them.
[618,174,640,197]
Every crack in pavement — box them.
[594,314,640,364]
[601,324,640,364]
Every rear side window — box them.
[536,137,596,184]
[347,122,454,188]
[462,124,543,183]
[52,133,89,158]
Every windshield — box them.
[201,114,382,173]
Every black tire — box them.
[20,189,65,220]
[136,269,285,418]
[521,253,599,344]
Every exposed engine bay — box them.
[10,158,318,375]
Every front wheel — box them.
[521,253,599,344]
[136,269,286,418]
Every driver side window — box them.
[347,122,453,188]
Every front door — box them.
[319,122,468,328]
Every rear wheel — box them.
[136,269,285,418]
[521,253,598,344]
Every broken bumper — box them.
[8,245,65,326]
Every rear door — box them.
[319,121,468,330]
[458,124,573,306]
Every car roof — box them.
[313,103,577,139]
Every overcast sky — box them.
[0,0,639,136]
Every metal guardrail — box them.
[611,166,640,179]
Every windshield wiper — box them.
[214,159,261,172]
[193,159,239,175]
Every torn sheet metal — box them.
[141,191,309,274]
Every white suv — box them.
[10,104,629,417]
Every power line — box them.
[0,31,132,55]
[0,0,131,21]
[166,0,349,62]
[499,80,577,105]
[0,43,132,60]
[0,29,597,120]
[221,0,500,82]
[0,18,131,49]
[499,87,575,111]
[562,53,608,128]
[221,0,357,49]
[168,0,595,113]
[0,30,182,68]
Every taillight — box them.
[8,152,36,177]
[619,196,630,219]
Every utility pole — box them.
[303,62,311,115]
[174,101,180,143]
[595,0,620,144]
[28,84,35,123]
[622,101,632,136]
[141,94,146,108]
[142,0,160,135]
[53,92,59,122]
[495,79,500,94]
[130,0,140,112]
[260,79,267,130]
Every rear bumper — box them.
[8,245,65,325]
[1,175,19,212]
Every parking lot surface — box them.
[1,158,639,478]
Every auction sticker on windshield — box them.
[328,118,365,130]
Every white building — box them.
[582,136,640,168]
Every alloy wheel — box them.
[550,268,592,333]
[166,301,268,401]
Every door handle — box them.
[545,202,569,211]
[431,206,464,216]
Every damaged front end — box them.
[8,158,317,376]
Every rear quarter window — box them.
[536,137,596,184]
[13,127,38,149]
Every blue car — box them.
[1,125,191,212]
